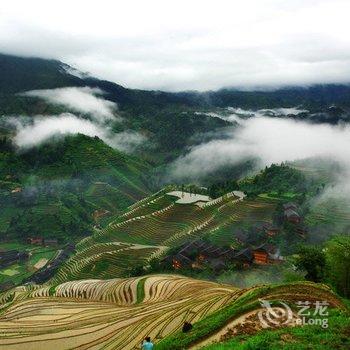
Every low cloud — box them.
[9,87,145,152]
[107,131,146,153]
[11,113,105,147]
[23,87,118,122]
[169,115,350,187]
[198,107,308,125]
[8,113,144,152]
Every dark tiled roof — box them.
[178,239,233,259]
[283,202,298,210]
[284,209,300,218]
[234,248,254,262]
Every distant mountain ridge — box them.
[1,53,350,111]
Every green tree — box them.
[325,235,350,298]
[294,245,326,282]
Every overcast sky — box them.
[1,0,350,91]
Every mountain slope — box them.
[0,275,344,350]
[0,54,83,93]
[0,134,151,241]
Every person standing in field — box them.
[141,337,154,349]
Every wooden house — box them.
[232,248,254,267]
[208,258,227,272]
[171,254,192,269]
[252,243,283,264]
[262,223,280,237]
[43,239,58,247]
[234,229,249,244]
[283,202,298,211]
[284,209,301,224]
[27,237,43,245]
[162,239,236,270]
[0,250,29,268]
[11,187,22,193]
[253,248,269,264]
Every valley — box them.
[0,53,349,349]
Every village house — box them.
[262,223,280,237]
[164,253,192,270]
[11,187,22,193]
[295,224,308,237]
[252,246,269,264]
[162,239,236,270]
[27,237,43,245]
[208,258,227,272]
[234,224,273,247]
[283,202,298,211]
[234,229,249,245]
[282,202,302,224]
[92,209,110,221]
[232,248,254,267]
[43,239,58,247]
[252,243,283,265]
[284,208,301,224]
[0,250,29,268]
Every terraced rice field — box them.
[0,275,240,349]
[50,242,163,284]
[117,194,178,222]
[202,198,276,246]
[0,275,343,350]
[49,191,276,283]
[305,198,350,233]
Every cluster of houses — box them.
[0,250,29,268]
[162,238,283,273]
[234,222,280,246]
[27,237,58,246]
[162,202,309,274]
[24,243,75,284]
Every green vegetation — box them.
[292,235,350,299]
[48,285,56,296]
[239,163,311,198]
[203,309,350,350]
[156,281,344,350]
[0,243,57,285]
[203,197,276,246]
[136,277,146,303]
[0,134,151,241]
[208,180,239,198]
[305,198,350,240]
[325,235,350,298]
[294,245,326,283]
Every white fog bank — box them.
[170,116,350,184]
[23,87,119,122]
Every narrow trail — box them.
[189,307,299,349]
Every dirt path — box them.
[189,307,299,349]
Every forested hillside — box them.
[0,134,151,241]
